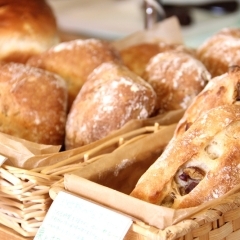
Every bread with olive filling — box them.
[130,104,240,208]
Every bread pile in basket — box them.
[1,0,240,210]
[131,66,240,209]
[129,28,240,208]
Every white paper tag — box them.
[34,191,132,240]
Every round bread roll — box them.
[65,62,157,149]
[119,42,196,77]
[0,0,59,63]
[0,62,68,145]
[27,39,122,110]
[142,51,211,113]
[196,27,240,77]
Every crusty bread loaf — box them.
[197,27,240,77]
[174,65,240,138]
[130,104,240,209]
[0,0,60,63]
[27,39,122,110]
[0,62,68,145]
[130,65,240,209]
[65,62,157,149]
[119,42,196,77]
[142,51,211,113]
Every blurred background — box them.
[47,0,240,47]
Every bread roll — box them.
[130,104,240,209]
[197,27,240,77]
[0,0,59,63]
[0,62,68,145]
[65,62,157,149]
[175,65,240,138]
[27,39,122,110]
[119,42,195,77]
[142,51,211,113]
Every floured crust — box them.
[27,39,122,109]
[197,28,240,77]
[65,62,157,149]
[130,104,240,208]
[142,51,211,113]
[175,66,240,138]
[119,42,195,77]
[0,62,68,145]
[0,0,59,63]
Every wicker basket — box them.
[123,193,240,240]
[0,110,183,238]
[0,165,57,237]
[50,178,240,240]
[129,198,240,240]
[2,108,240,240]
[2,150,240,240]
[127,192,240,240]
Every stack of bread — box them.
[0,0,67,145]
[1,0,240,210]
[0,0,212,150]
[128,27,240,209]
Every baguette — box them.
[130,104,240,208]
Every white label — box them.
[34,191,132,240]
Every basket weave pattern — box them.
[2,110,240,240]
[0,122,166,237]
[121,193,240,240]
[0,165,60,237]
[50,181,240,240]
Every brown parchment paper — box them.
[63,174,240,230]
[0,109,183,170]
[39,110,183,171]
[70,124,178,195]
[0,131,61,168]
[112,16,184,51]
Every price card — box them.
[34,191,133,240]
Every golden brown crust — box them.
[174,66,240,138]
[65,62,157,149]
[197,28,240,77]
[27,39,122,110]
[0,0,59,63]
[119,42,196,77]
[0,62,68,145]
[130,104,240,208]
[142,51,211,113]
